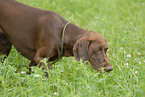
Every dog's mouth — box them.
[91,63,102,72]
[104,65,113,72]
[91,62,113,73]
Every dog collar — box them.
[51,22,70,65]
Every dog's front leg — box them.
[38,61,51,77]
[27,60,37,74]
[34,47,51,77]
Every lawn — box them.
[0,0,144,96]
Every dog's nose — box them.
[105,66,113,72]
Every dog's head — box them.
[73,31,113,72]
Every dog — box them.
[0,28,12,62]
[0,0,113,74]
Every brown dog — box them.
[0,0,113,73]
[0,28,12,62]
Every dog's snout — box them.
[105,66,113,72]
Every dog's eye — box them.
[96,48,102,52]
[93,48,102,54]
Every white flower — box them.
[31,70,35,72]
[135,58,137,61]
[54,92,58,95]
[124,63,129,66]
[120,47,124,49]
[107,49,109,52]
[42,78,46,81]
[135,71,138,74]
[137,52,141,55]
[21,71,26,74]
[139,62,141,64]
[34,74,41,77]
[53,65,57,68]
[127,54,131,58]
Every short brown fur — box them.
[0,0,113,74]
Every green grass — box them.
[0,0,144,96]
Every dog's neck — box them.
[63,23,88,57]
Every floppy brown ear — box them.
[73,37,90,61]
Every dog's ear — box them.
[73,37,90,61]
